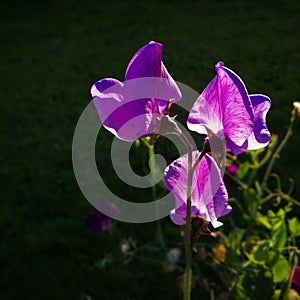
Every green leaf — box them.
[288,217,300,237]
[272,223,287,250]
[233,275,251,300]
[236,161,251,179]
[256,212,271,229]
[248,240,270,265]
[268,209,285,232]
[272,255,290,283]
[243,188,260,217]
[249,148,267,166]
[267,251,280,268]
[228,228,245,250]
[226,228,245,265]
[233,269,273,299]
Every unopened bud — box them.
[293,101,300,117]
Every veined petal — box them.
[159,61,182,109]
[125,41,163,80]
[225,94,271,153]
[193,152,231,227]
[187,76,223,135]
[91,78,123,98]
[164,156,188,210]
[91,78,125,136]
[216,62,254,146]
[125,41,181,114]
[247,94,271,149]
[92,78,154,141]
[170,207,186,225]
[170,204,202,225]
[225,138,246,154]
[91,41,181,141]
[164,151,231,228]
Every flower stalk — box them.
[184,148,193,300]
[148,142,165,249]
[177,131,193,300]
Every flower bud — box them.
[293,101,300,117]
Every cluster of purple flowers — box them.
[90,41,271,229]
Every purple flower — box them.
[224,164,238,184]
[164,151,232,228]
[86,201,118,233]
[226,164,238,174]
[291,267,300,295]
[86,210,112,233]
[187,61,271,154]
[91,41,182,141]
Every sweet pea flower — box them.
[86,210,112,233]
[223,164,238,184]
[291,267,300,295]
[187,61,271,154]
[164,151,232,228]
[86,201,118,233]
[91,41,182,141]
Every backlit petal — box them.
[92,78,153,141]
[247,94,271,149]
[225,94,271,152]
[91,41,181,141]
[125,41,163,80]
[164,151,231,228]
[125,41,181,114]
[216,62,254,146]
[187,76,223,135]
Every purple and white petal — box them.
[92,79,152,141]
[125,41,181,114]
[187,76,223,136]
[164,151,231,228]
[216,62,254,146]
[91,41,181,141]
[193,153,231,227]
[246,94,271,150]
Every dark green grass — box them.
[1,0,300,299]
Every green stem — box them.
[177,131,193,300]
[262,112,296,187]
[279,192,300,207]
[148,144,157,201]
[148,142,165,249]
[224,170,248,190]
[184,149,193,300]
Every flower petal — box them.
[225,137,246,154]
[91,41,181,141]
[92,78,154,141]
[125,41,164,80]
[86,210,112,233]
[193,153,231,227]
[187,76,223,135]
[164,151,231,228]
[225,94,271,153]
[164,155,188,210]
[216,62,254,146]
[246,94,271,150]
[125,41,181,113]
[170,208,186,225]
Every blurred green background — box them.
[1,0,300,299]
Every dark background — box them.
[1,0,300,299]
